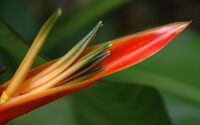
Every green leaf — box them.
[0,19,46,66]
[71,81,171,125]
[44,0,129,52]
[162,93,200,125]
[104,29,200,104]
[0,0,39,41]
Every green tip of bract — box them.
[107,41,112,47]
[80,21,103,46]
[56,8,62,16]
[98,20,103,27]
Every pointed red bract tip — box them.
[94,22,190,77]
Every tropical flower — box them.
[0,8,189,124]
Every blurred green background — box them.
[0,0,200,125]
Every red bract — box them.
[95,22,189,77]
[0,22,189,124]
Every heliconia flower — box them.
[0,8,189,124]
